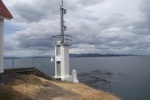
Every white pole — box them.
[0,18,4,73]
[60,0,64,43]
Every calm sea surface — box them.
[4,56,150,100]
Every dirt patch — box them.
[36,81,77,100]
[0,74,77,100]
[0,86,32,100]
[50,81,121,100]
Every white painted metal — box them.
[54,44,70,80]
[60,45,69,80]
[72,69,79,83]
[0,18,4,73]
[54,44,61,78]
[53,0,79,83]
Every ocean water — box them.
[4,56,150,100]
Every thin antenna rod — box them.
[62,0,63,6]
[60,0,64,44]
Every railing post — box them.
[12,58,14,69]
[33,58,35,67]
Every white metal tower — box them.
[52,0,79,83]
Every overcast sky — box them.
[2,0,150,57]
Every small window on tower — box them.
[56,46,60,55]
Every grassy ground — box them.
[0,74,121,100]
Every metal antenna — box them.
[60,0,65,44]
[62,0,63,6]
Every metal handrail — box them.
[33,58,47,68]
[51,34,72,39]
[51,34,72,46]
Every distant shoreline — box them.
[4,53,147,59]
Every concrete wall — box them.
[0,18,4,73]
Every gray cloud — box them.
[12,0,60,22]
[3,0,150,56]
[138,0,150,35]
[12,0,105,23]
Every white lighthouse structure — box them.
[52,0,79,83]
[0,0,13,73]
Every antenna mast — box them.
[60,0,67,44]
[52,0,79,83]
[62,0,63,6]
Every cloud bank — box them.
[3,0,150,57]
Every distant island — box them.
[69,53,135,57]
[4,53,137,59]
